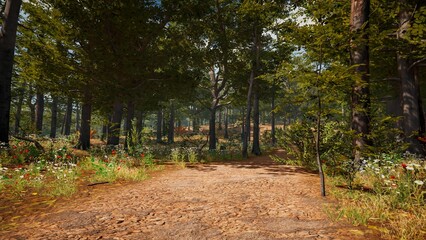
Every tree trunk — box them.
[218,109,223,130]
[271,83,276,145]
[316,89,326,197]
[168,101,175,144]
[415,68,425,135]
[27,85,35,128]
[50,96,58,138]
[243,71,255,158]
[241,108,245,142]
[209,107,217,150]
[136,110,144,134]
[224,107,229,139]
[0,0,22,145]
[156,107,163,143]
[101,124,107,142]
[14,88,24,135]
[35,90,44,134]
[64,97,73,136]
[252,90,261,155]
[75,102,80,132]
[398,1,424,155]
[107,100,123,146]
[78,90,92,150]
[350,0,371,163]
[124,101,135,148]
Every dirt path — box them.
[2,152,381,240]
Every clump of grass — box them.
[327,154,426,240]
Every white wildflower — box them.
[406,165,415,171]
[414,180,424,186]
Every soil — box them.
[0,150,384,240]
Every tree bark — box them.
[252,90,261,155]
[243,71,255,158]
[64,97,73,136]
[14,88,24,135]
[209,107,217,150]
[350,0,371,163]
[271,83,276,145]
[136,110,144,134]
[101,124,107,142]
[107,100,123,146]
[224,107,229,139]
[75,102,80,132]
[0,0,22,145]
[156,107,163,143]
[50,96,58,138]
[27,86,35,128]
[168,100,175,144]
[398,1,424,155]
[35,90,44,134]
[415,68,425,135]
[78,90,92,150]
[124,101,135,148]
[218,109,223,130]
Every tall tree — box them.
[0,0,22,145]
[397,0,424,154]
[350,0,371,162]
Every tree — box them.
[350,0,371,162]
[0,0,22,145]
[397,0,424,155]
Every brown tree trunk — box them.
[415,68,425,135]
[168,100,175,144]
[107,100,123,146]
[271,83,276,145]
[243,71,254,158]
[398,1,424,155]
[136,110,144,134]
[218,109,223,130]
[75,102,80,132]
[252,90,261,155]
[14,88,24,135]
[64,97,73,136]
[78,90,92,150]
[350,0,371,163]
[35,90,44,134]
[50,96,58,138]
[27,85,35,128]
[156,107,163,143]
[224,107,229,139]
[124,101,135,148]
[209,107,217,150]
[0,0,22,145]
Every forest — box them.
[0,0,426,239]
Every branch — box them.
[408,58,426,71]
[12,135,45,152]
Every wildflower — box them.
[12,145,17,149]
[141,153,145,158]
[401,163,407,169]
[406,165,414,171]
[414,180,424,186]
[24,149,29,153]
[66,155,72,160]
[13,155,17,159]
[390,175,396,180]
[117,166,121,171]
[111,149,117,156]
[57,155,62,159]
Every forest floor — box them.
[0,150,384,240]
